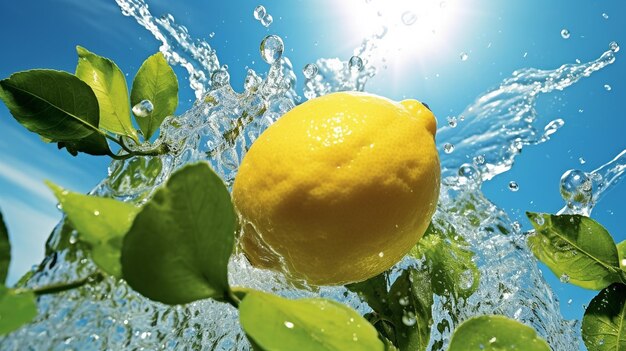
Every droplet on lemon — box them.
[233,91,440,285]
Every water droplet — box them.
[447,116,457,128]
[460,52,468,61]
[93,210,100,216]
[260,35,284,64]
[560,273,570,283]
[598,339,605,346]
[567,299,573,305]
[398,297,409,306]
[489,337,497,344]
[378,251,384,258]
[513,138,523,152]
[544,119,564,137]
[602,13,609,19]
[401,11,417,26]
[561,29,570,39]
[260,13,273,27]
[609,41,619,53]
[211,69,230,88]
[132,100,154,118]
[302,63,318,79]
[458,163,481,183]
[508,181,519,192]
[560,169,593,213]
[349,56,364,71]
[253,5,266,20]
[284,321,294,329]
[604,84,612,91]
[473,155,485,165]
[534,216,545,226]
[443,143,455,154]
[402,312,417,326]
[208,32,215,38]
[352,333,358,341]
[512,221,521,231]
[621,258,626,267]
[579,157,586,165]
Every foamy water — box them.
[0,1,623,350]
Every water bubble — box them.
[458,163,481,183]
[560,29,570,39]
[489,337,497,344]
[378,251,384,258]
[513,139,523,152]
[402,312,417,326]
[609,41,619,53]
[460,52,469,61]
[261,14,273,27]
[598,339,605,346]
[260,35,284,64]
[604,84,612,91]
[132,100,154,118]
[602,13,609,19]
[560,273,570,283]
[208,32,215,39]
[401,11,417,26]
[302,63,318,79]
[508,181,519,192]
[398,297,409,306]
[567,299,573,305]
[284,321,294,329]
[447,116,457,128]
[211,69,230,88]
[349,56,364,71]
[560,169,593,213]
[352,333,358,341]
[579,157,586,165]
[253,5,266,20]
[473,155,485,165]
[93,210,100,216]
[534,216,545,226]
[443,143,455,154]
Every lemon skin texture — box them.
[232,91,440,285]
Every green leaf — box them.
[448,315,551,351]
[346,272,391,316]
[130,52,178,140]
[0,69,100,141]
[121,162,235,305]
[47,182,139,277]
[387,269,433,351]
[239,290,384,351]
[76,46,138,141]
[526,212,622,290]
[0,286,37,336]
[57,131,110,156]
[618,241,626,271]
[0,210,9,284]
[582,283,626,351]
[411,223,480,299]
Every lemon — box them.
[232,91,440,285]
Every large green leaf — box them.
[0,210,9,284]
[411,223,480,299]
[239,290,384,351]
[121,162,235,305]
[387,269,433,351]
[618,241,626,271]
[0,69,100,141]
[582,283,626,351]
[47,182,139,277]
[0,286,37,336]
[130,52,178,140]
[526,213,623,290]
[76,46,138,141]
[448,315,551,351]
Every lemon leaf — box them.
[0,286,37,336]
[526,212,622,290]
[0,210,9,284]
[582,283,626,351]
[239,290,384,351]
[121,162,235,305]
[47,182,139,278]
[448,315,551,351]
[618,241,626,271]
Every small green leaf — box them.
[76,46,138,141]
[0,286,37,336]
[346,272,391,316]
[618,241,626,271]
[121,162,235,305]
[0,210,9,284]
[47,182,139,277]
[448,315,551,351]
[526,212,622,290]
[0,69,100,141]
[239,290,384,351]
[387,268,433,351]
[57,131,111,156]
[411,223,480,299]
[582,283,626,351]
[130,52,178,140]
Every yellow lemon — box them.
[232,91,440,285]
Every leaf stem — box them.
[225,288,242,309]
[16,273,104,296]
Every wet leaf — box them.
[0,286,37,336]
[526,212,623,290]
[0,210,9,284]
[582,283,626,351]
[121,162,235,305]
[47,182,139,277]
[0,69,100,141]
[57,131,110,156]
[346,272,390,316]
[76,46,138,141]
[130,52,178,140]
[618,241,626,271]
[239,290,384,351]
[448,315,551,351]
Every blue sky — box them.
[0,0,624,330]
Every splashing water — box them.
[0,1,623,350]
